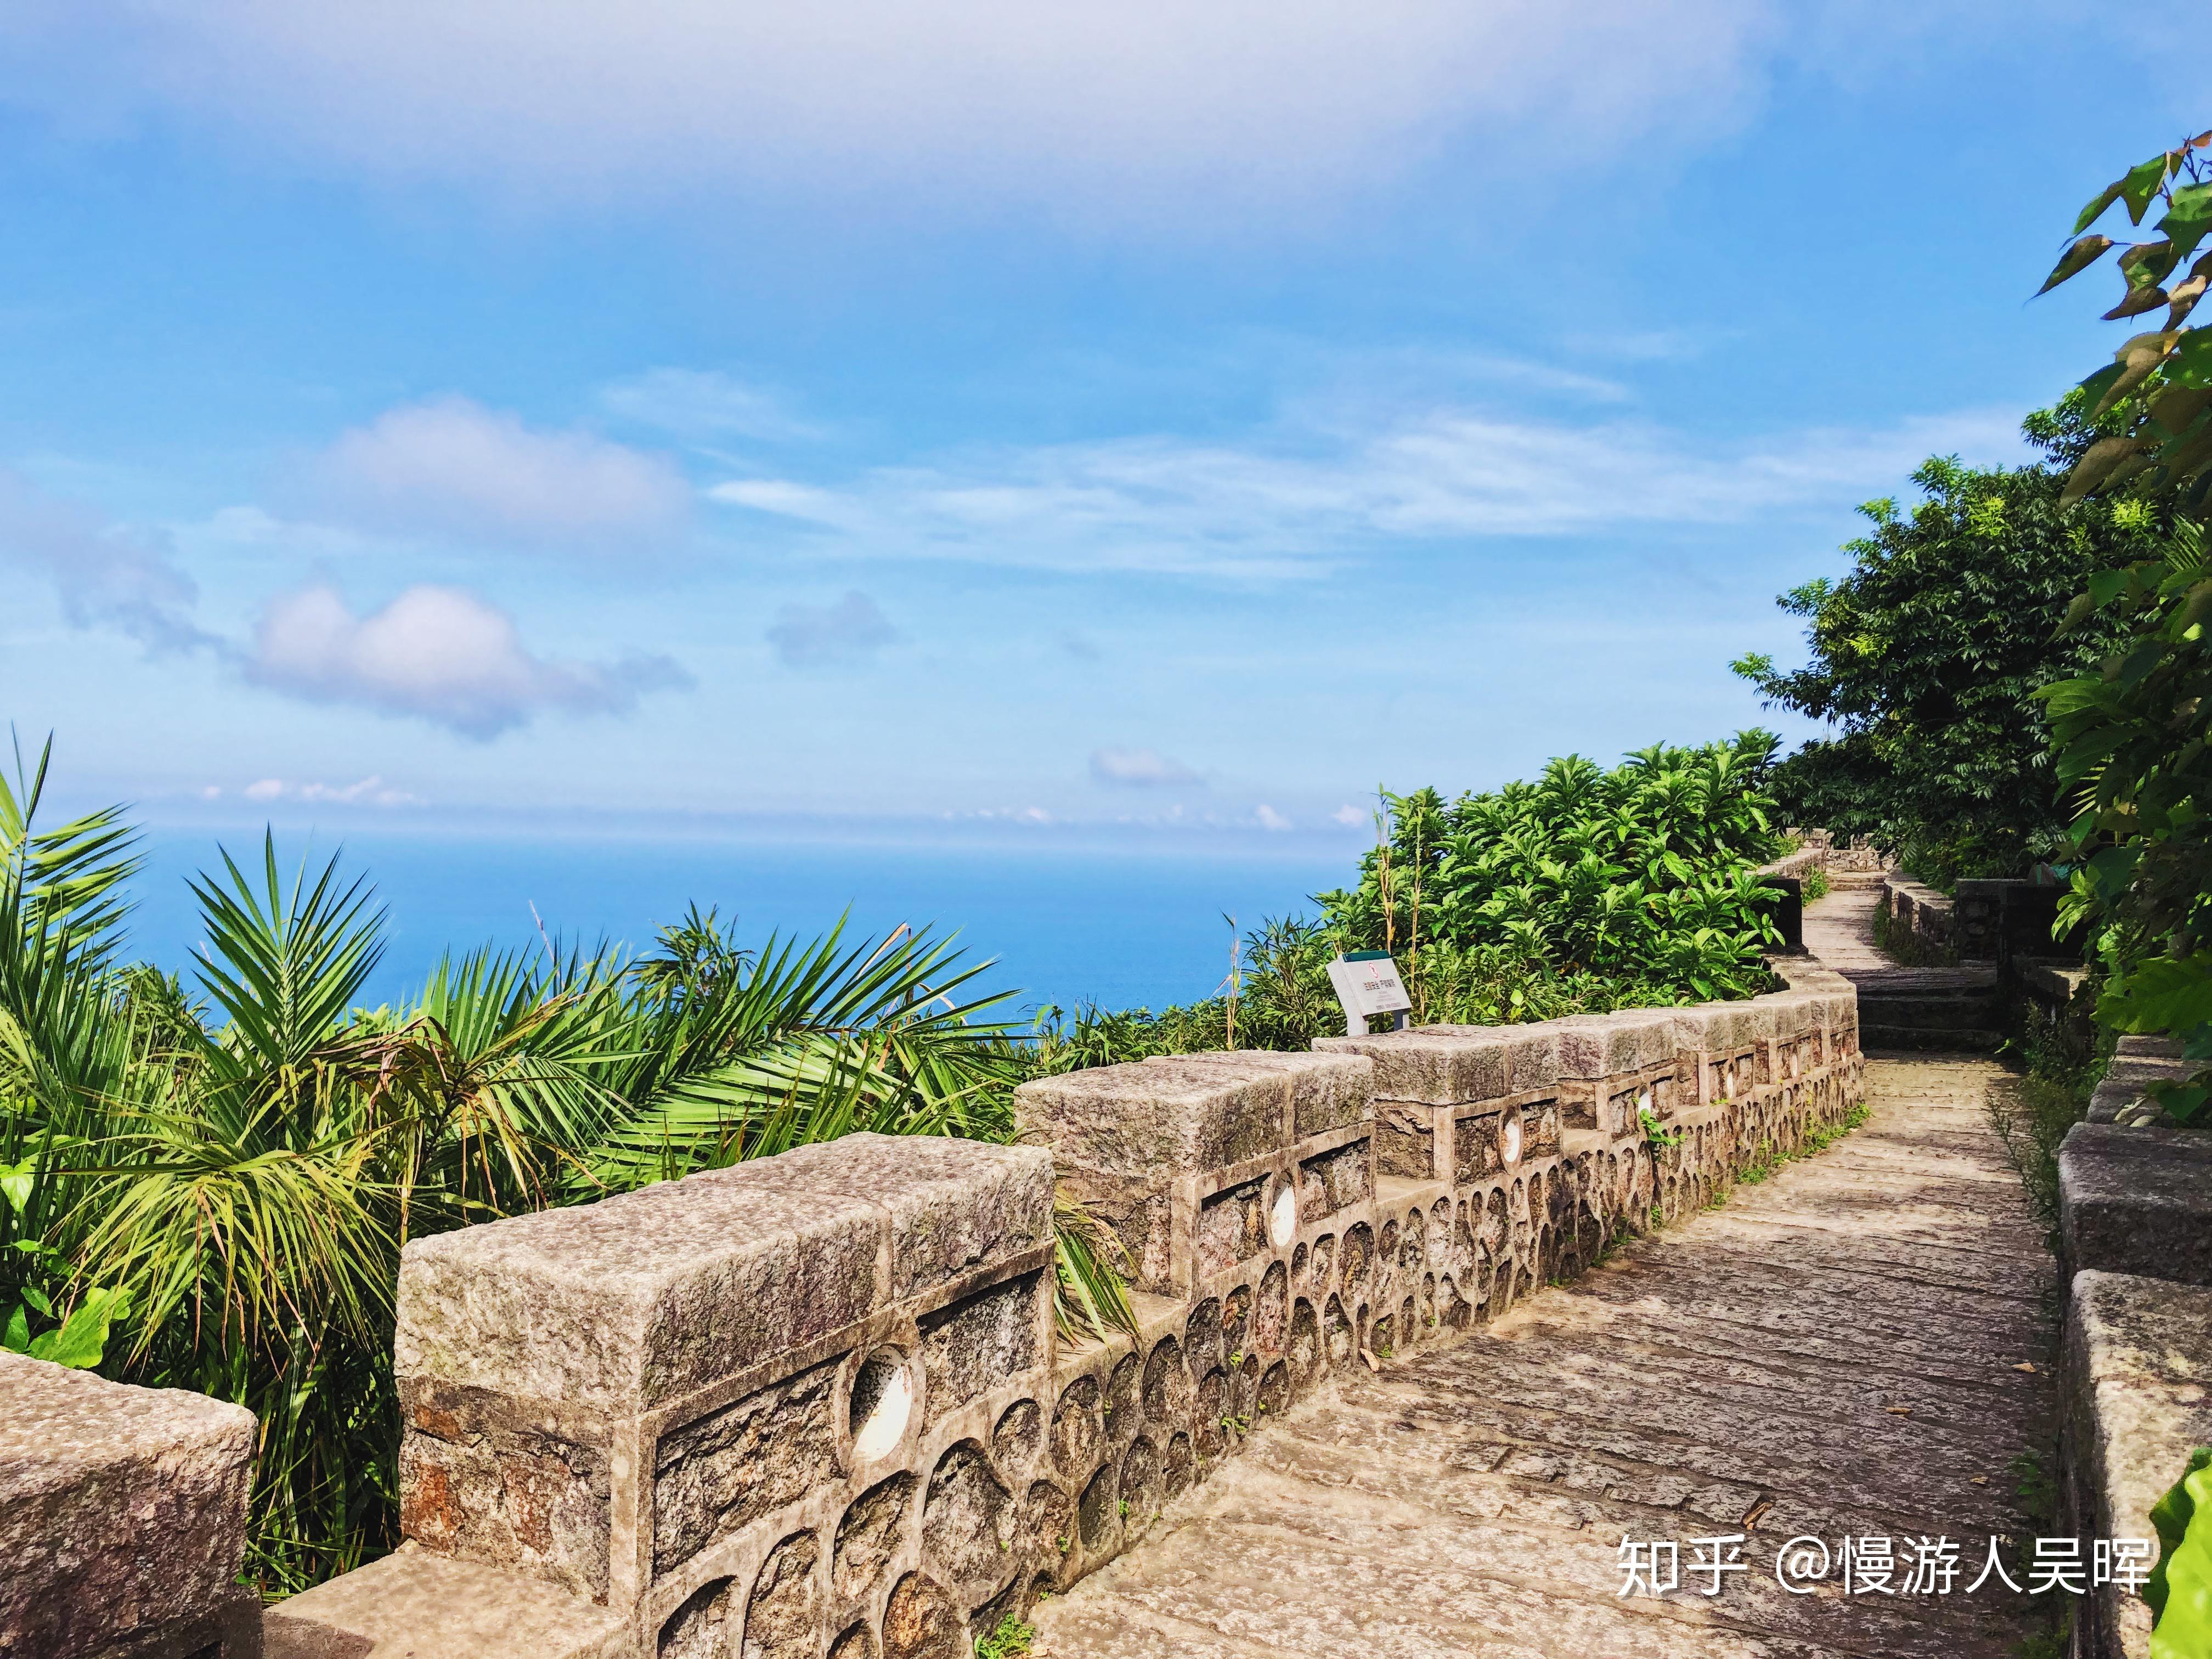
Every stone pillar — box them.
[1,1350,260,1659]
[266,1133,1056,1659]
[1012,1051,1370,1302]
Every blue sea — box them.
[120,832,1347,1020]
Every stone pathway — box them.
[1034,902,2055,1658]
[1808,872,2003,1051]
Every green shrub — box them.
[1317,735,1788,1008]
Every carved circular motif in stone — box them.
[1268,1182,1297,1248]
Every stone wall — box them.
[249,952,1863,1659]
[6,940,1868,1659]
[2058,1035,2212,1658]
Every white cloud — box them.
[765,590,898,668]
[1090,747,1201,788]
[1255,804,1293,832]
[313,397,691,552]
[600,370,820,444]
[0,2,1786,216]
[245,582,690,738]
[1331,804,1367,826]
[708,478,858,527]
[237,775,424,807]
[0,467,215,653]
[710,404,2030,579]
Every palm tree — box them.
[0,738,1134,1593]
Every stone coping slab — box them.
[701,1131,1053,1302]
[2059,1121,2212,1286]
[393,1177,883,1412]
[2090,1033,2194,1127]
[2065,1271,2212,1659]
[1014,1051,1369,1175]
[263,1545,627,1659]
[1311,1028,1509,1105]
[0,1350,256,1659]
[1138,1049,1372,1139]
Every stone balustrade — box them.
[2058,1034,2212,1657]
[1,1351,260,1659]
[7,959,1869,1659]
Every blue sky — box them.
[0,2,2195,857]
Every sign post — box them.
[1326,950,1413,1037]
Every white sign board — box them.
[1327,953,1412,1019]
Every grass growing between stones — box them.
[974,1614,1037,1658]
[1989,1075,2091,1238]
[1705,1103,1875,1209]
[1871,898,1953,968]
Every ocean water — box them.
[119,832,1348,1019]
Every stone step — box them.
[1864,1025,2001,1052]
[1826,869,1893,891]
[1858,998,2004,1032]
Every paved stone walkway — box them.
[1035,904,2055,1657]
[1808,874,2004,1051]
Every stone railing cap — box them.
[394,1175,883,1411]
[1015,1052,1364,1177]
[702,1132,1053,1302]
[1,1352,255,1658]
[1138,1049,1372,1139]
[1549,1010,1677,1079]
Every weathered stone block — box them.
[1370,1101,1443,1180]
[2063,1271,2212,1659]
[399,1392,613,1601]
[263,1545,628,1659]
[1767,995,1816,1043]
[1195,1177,1269,1277]
[1312,1029,1508,1105]
[394,1177,883,1412]
[2059,1122,2212,1285]
[1553,1011,1674,1079]
[1056,1172,1177,1295]
[0,1351,256,1659]
[1298,1138,1370,1220]
[651,1360,841,1578]
[2089,1033,2194,1126]
[1739,1002,1779,1048]
[1146,1049,1372,1139]
[1016,1054,1336,1177]
[704,1133,1053,1301]
[918,1271,1044,1426]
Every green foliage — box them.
[1317,736,1788,1009]
[2040,516,2212,1120]
[974,1615,1036,1658]
[2150,1452,2212,1658]
[2032,129,2212,1120]
[1734,431,2153,884]
[0,737,1093,1593]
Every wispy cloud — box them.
[0,468,218,654]
[1,1,1786,216]
[600,369,821,444]
[709,403,2029,579]
[312,397,691,553]
[765,590,899,667]
[245,582,690,738]
[1090,747,1201,788]
[238,775,424,806]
